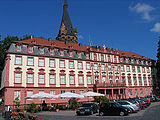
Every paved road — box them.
[0,102,160,120]
[35,102,160,120]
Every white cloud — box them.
[129,3,155,21]
[78,35,84,39]
[150,22,160,32]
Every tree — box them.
[157,37,160,90]
[0,35,32,86]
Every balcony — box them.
[95,82,126,88]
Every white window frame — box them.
[39,74,45,84]
[15,56,22,65]
[50,74,55,84]
[79,76,83,84]
[27,73,33,83]
[15,73,21,83]
[28,57,33,66]
[60,75,65,84]
[39,58,44,66]
[60,60,65,68]
[14,91,20,100]
[50,59,55,67]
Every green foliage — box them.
[29,102,37,112]
[70,98,79,109]
[94,96,110,104]
[24,105,27,110]
[55,104,59,109]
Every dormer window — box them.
[60,50,64,56]
[16,45,21,52]
[86,53,89,59]
[39,48,44,54]
[50,49,54,55]
[78,52,81,58]
[69,51,73,57]
[28,46,33,53]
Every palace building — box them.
[0,0,153,106]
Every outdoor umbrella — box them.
[26,92,57,99]
[82,91,105,97]
[56,92,84,98]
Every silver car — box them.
[117,101,140,113]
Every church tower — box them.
[56,0,78,43]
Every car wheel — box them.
[130,108,134,113]
[99,112,104,116]
[90,111,93,115]
[120,111,125,116]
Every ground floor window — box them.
[14,91,20,100]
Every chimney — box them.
[31,35,33,39]
[48,38,52,42]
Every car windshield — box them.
[114,102,121,107]
[82,104,91,107]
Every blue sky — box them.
[0,0,160,60]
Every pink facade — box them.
[0,0,153,108]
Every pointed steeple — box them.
[56,0,78,43]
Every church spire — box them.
[56,0,78,44]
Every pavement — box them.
[1,102,160,120]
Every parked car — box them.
[127,99,142,109]
[76,103,99,115]
[136,99,147,109]
[99,102,129,116]
[117,101,139,113]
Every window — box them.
[69,61,74,69]
[145,88,148,95]
[95,76,99,83]
[71,90,75,93]
[39,90,44,94]
[139,77,142,85]
[79,76,83,84]
[70,75,75,84]
[15,56,22,65]
[60,60,65,68]
[101,64,105,71]
[121,66,124,71]
[50,91,56,100]
[148,78,151,84]
[86,63,90,70]
[137,67,140,72]
[27,73,33,83]
[122,77,125,83]
[50,74,55,84]
[147,68,150,73]
[109,77,113,83]
[143,78,147,84]
[108,65,111,71]
[132,66,135,72]
[39,74,44,84]
[128,89,133,96]
[94,63,98,70]
[50,49,54,55]
[87,76,91,84]
[39,58,44,67]
[114,57,117,62]
[126,58,129,63]
[69,51,73,57]
[79,90,84,95]
[116,77,119,83]
[114,65,118,71]
[78,62,82,69]
[61,90,65,99]
[14,91,20,100]
[128,77,131,84]
[50,59,55,67]
[94,54,97,60]
[39,48,44,54]
[60,75,65,84]
[101,55,104,61]
[133,77,137,85]
[131,59,134,64]
[126,66,130,72]
[15,73,21,83]
[142,67,145,73]
[17,45,21,52]
[102,76,106,83]
[140,89,143,95]
[27,91,33,100]
[28,46,33,53]
[78,52,81,58]
[135,89,138,96]
[86,54,89,59]
[60,50,64,56]
[28,57,33,66]
[108,56,111,61]
[120,58,123,63]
